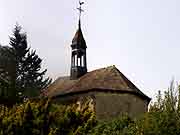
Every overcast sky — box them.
[1,0,180,99]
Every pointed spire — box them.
[72,1,86,48]
[78,19,81,30]
[71,0,86,49]
[70,1,87,79]
[77,0,84,28]
[72,25,86,48]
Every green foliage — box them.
[129,110,180,135]
[125,80,180,135]
[0,45,19,105]
[0,45,15,82]
[0,98,96,135]
[9,24,51,97]
[89,115,133,135]
[0,24,51,104]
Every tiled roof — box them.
[46,66,150,101]
[45,76,77,97]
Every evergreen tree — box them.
[8,24,51,98]
[0,45,16,104]
[0,24,51,104]
[0,45,15,78]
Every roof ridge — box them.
[87,65,117,72]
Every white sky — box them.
[1,0,180,99]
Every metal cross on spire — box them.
[77,0,85,26]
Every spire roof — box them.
[72,20,87,48]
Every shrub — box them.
[0,98,96,135]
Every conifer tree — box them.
[8,24,51,98]
[0,24,51,103]
[0,45,16,104]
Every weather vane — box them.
[77,0,85,21]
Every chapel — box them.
[45,3,151,119]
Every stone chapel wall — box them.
[53,91,149,120]
[94,92,148,119]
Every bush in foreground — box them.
[0,98,96,135]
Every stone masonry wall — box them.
[53,91,149,120]
[95,92,148,120]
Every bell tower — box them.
[70,1,87,80]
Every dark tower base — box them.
[70,66,87,80]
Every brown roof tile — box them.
[45,76,77,97]
[46,66,150,101]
